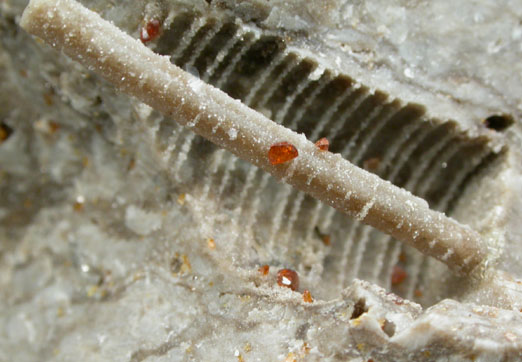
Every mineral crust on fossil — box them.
[1,0,522,361]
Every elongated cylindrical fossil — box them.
[21,0,489,275]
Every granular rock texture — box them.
[1,0,522,361]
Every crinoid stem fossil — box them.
[21,0,489,275]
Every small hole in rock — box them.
[350,299,368,319]
[295,322,309,340]
[483,114,514,131]
[382,319,396,337]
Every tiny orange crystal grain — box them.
[303,289,313,303]
[277,269,299,291]
[140,19,161,43]
[268,142,298,165]
[258,265,270,275]
[391,265,408,285]
[322,234,331,246]
[315,137,329,151]
[0,122,13,142]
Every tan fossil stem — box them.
[20,0,488,275]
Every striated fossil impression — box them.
[1,0,522,360]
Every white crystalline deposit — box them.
[125,205,163,236]
[227,127,238,141]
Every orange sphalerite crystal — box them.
[277,268,299,291]
[140,19,161,43]
[322,234,331,246]
[268,142,298,165]
[391,265,408,285]
[258,265,270,275]
[303,289,313,303]
[315,137,329,151]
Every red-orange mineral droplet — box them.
[315,137,329,151]
[322,234,331,246]
[140,19,161,43]
[258,265,270,276]
[302,289,313,303]
[391,265,407,285]
[277,268,299,291]
[268,142,298,165]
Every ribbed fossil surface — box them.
[143,8,506,302]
